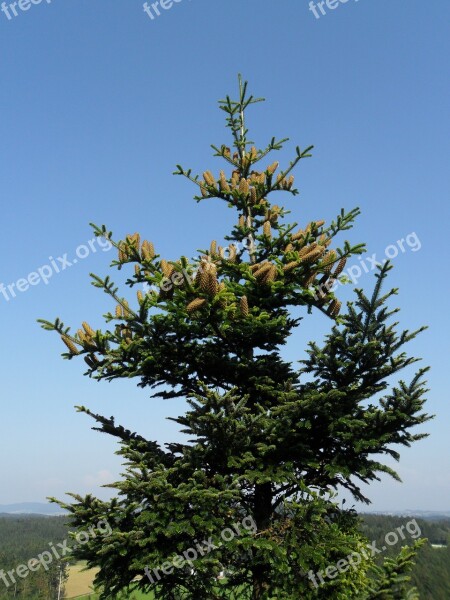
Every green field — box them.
[65,563,99,598]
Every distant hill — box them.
[363,510,450,521]
[0,502,66,516]
[2,504,448,518]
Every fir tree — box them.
[40,77,431,599]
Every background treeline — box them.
[0,514,448,598]
[0,515,69,599]
[361,514,450,599]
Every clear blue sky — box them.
[0,0,448,511]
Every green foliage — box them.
[39,78,431,599]
[364,540,425,599]
[4,516,448,599]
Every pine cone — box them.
[263,221,272,239]
[254,263,272,279]
[267,161,279,175]
[267,206,281,223]
[317,234,330,248]
[160,259,173,279]
[333,257,347,277]
[77,329,87,344]
[118,241,127,262]
[240,295,249,317]
[122,327,133,343]
[199,267,210,293]
[206,271,219,296]
[242,154,251,169]
[261,264,277,284]
[298,243,317,258]
[283,261,300,273]
[219,171,230,192]
[82,322,95,338]
[249,262,262,273]
[128,233,140,249]
[321,250,337,273]
[291,229,305,242]
[300,247,325,264]
[327,299,342,318]
[122,301,132,317]
[239,178,249,195]
[141,240,155,261]
[203,171,216,187]
[303,272,317,287]
[61,335,79,355]
[187,298,207,313]
[228,245,237,263]
[84,355,99,369]
[84,354,98,369]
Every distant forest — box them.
[0,515,68,599]
[360,514,450,599]
[0,513,448,599]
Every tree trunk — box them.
[252,482,272,600]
